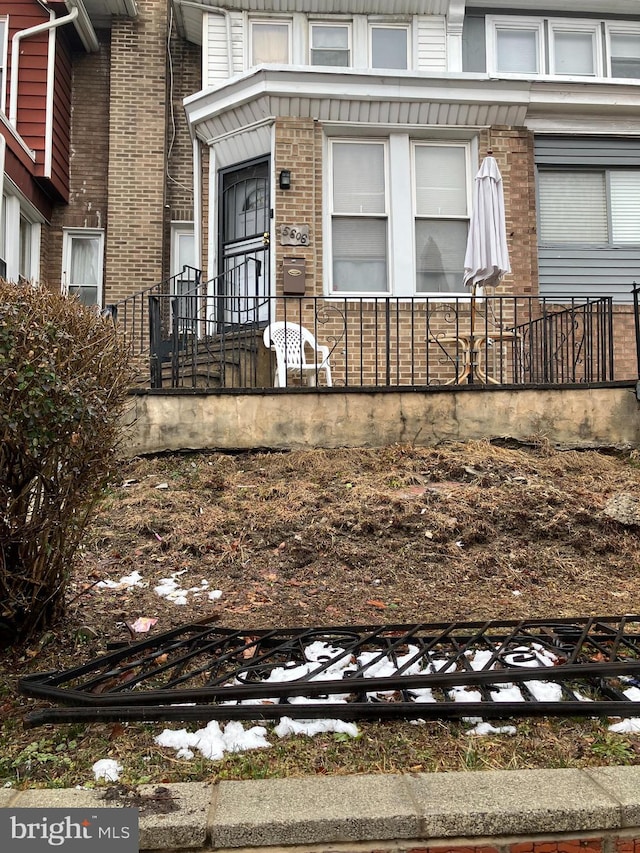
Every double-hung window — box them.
[330,140,388,293]
[250,20,291,65]
[2,188,41,283]
[62,229,104,306]
[370,25,409,70]
[607,25,640,79]
[414,144,469,294]
[310,23,350,67]
[538,169,640,246]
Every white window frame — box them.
[0,17,7,114]
[606,22,640,80]
[325,135,473,298]
[328,137,389,296]
[368,23,410,70]
[548,19,602,77]
[61,228,104,307]
[248,18,292,67]
[487,16,544,76]
[3,185,41,284]
[309,21,352,67]
[412,141,472,297]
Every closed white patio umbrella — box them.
[462,153,511,381]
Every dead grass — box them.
[2,439,640,788]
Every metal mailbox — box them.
[283,257,306,295]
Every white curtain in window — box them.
[610,171,640,244]
[332,218,387,292]
[69,235,100,305]
[415,220,467,293]
[496,28,539,73]
[538,171,607,244]
[414,146,467,217]
[251,23,289,64]
[333,143,385,214]
[553,31,595,75]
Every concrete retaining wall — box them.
[122,385,640,456]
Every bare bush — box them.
[0,281,133,644]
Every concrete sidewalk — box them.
[2,766,640,851]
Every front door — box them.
[219,158,270,326]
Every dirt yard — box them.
[2,439,640,788]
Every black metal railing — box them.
[19,615,640,725]
[108,273,624,390]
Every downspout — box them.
[9,5,79,128]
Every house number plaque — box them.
[279,224,309,246]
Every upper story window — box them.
[310,23,351,67]
[250,20,291,65]
[370,25,409,70]
[549,21,600,76]
[607,25,640,79]
[487,15,639,79]
[493,19,543,74]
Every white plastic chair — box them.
[263,322,333,387]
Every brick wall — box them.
[45,33,111,293]
[105,0,169,303]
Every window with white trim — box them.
[2,188,41,283]
[327,137,472,296]
[549,21,600,76]
[62,229,104,306]
[250,20,291,65]
[330,140,388,293]
[414,144,469,293]
[607,25,640,79]
[491,17,543,74]
[538,169,640,246]
[488,16,640,79]
[310,23,351,67]
[370,25,409,70]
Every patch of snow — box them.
[609,718,640,734]
[92,759,123,782]
[96,571,144,590]
[466,722,517,736]
[274,717,359,738]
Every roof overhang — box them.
[185,66,640,147]
[172,0,451,45]
[75,0,139,32]
[184,66,531,144]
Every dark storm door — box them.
[219,158,271,326]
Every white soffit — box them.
[185,68,530,143]
[172,0,450,44]
[214,124,272,166]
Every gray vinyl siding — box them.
[535,136,640,303]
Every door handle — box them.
[262,232,270,247]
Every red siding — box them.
[4,0,72,202]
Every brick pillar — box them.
[106,0,169,303]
